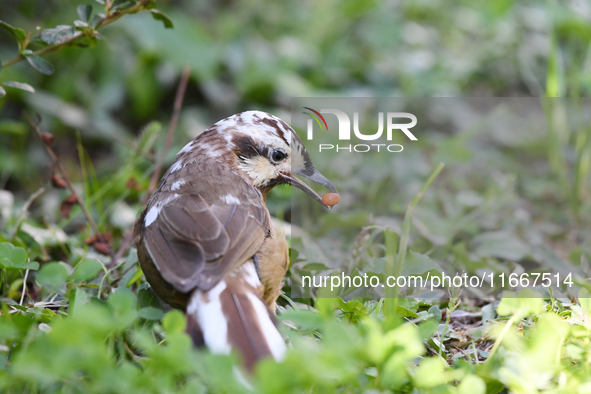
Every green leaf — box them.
[71,258,103,283]
[396,305,419,318]
[0,20,27,50]
[108,288,138,328]
[0,242,37,270]
[338,299,369,323]
[473,231,530,261]
[0,86,5,98]
[138,306,164,321]
[413,357,447,389]
[77,5,93,22]
[90,14,105,29]
[36,262,69,291]
[24,53,54,75]
[137,284,162,309]
[126,267,144,287]
[40,25,76,45]
[69,287,89,315]
[150,10,174,29]
[162,310,186,334]
[458,374,486,394]
[418,305,441,340]
[2,81,35,93]
[402,252,442,276]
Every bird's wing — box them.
[141,163,269,293]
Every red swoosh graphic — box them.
[303,107,328,131]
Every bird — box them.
[134,110,338,371]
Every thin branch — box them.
[1,0,153,69]
[147,64,191,194]
[24,112,114,259]
[108,64,191,270]
[110,261,138,286]
[108,230,135,270]
[19,269,30,306]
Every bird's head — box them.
[209,111,338,207]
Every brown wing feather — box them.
[141,162,270,293]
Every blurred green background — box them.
[3,1,591,393]
[2,0,591,197]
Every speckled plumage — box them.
[134,111,337,372]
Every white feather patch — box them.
[214,118,234,130]
[144,204,161,227]
[163,193,180,204]
[246,291,287,361]
[214,111,293,152]
[178,141,194,155]
[145,194,180,227]
[171,180,185,191]
[170,161,184,173]
[240,261,261,289]
[189,280,231,355]
[220,193,241,205]
[206,149,222,158]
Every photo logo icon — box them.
[303,108,418,142]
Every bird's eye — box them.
[271,149,287,163]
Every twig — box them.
[19,269,29,306]
[108,230,135,270]
[108,64,191,270]
[110,262,138,286]
[1,0,153,69]
[455,346,474,363]
[147,64,191,194]
[24,112,114,259]
[9,186,46,241]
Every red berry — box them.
[322,193,340,207]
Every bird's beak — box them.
[283,168,339,208]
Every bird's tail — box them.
[185,260,286,371]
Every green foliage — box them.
[8,289,589,393]
[2,0,591,393]
[0,0,173,90]
[0,243,38,270]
